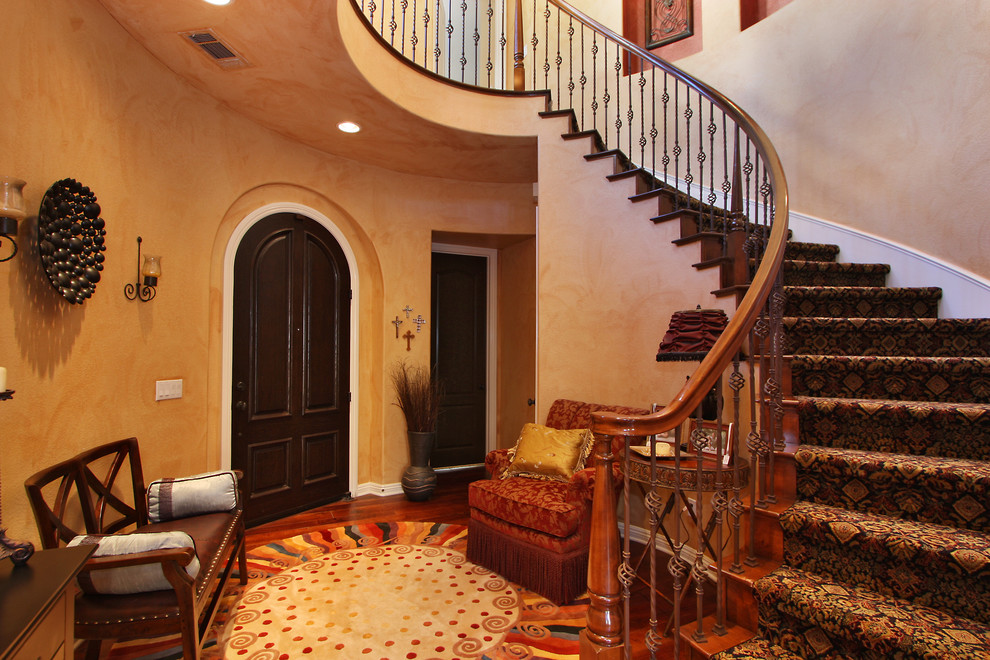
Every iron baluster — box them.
[555,7,562,109]
[638,66,646,168]
[650,66,657,191]
[602,39,609,148]
[473,0,479,85]
[531,0,537,89]
[579,25,585,127]
[591,33,598,144]
[434,0,441,74]
[567,16,574,110]
[486,0,493,87]
[388,0,396,45]
[729,352,745,574]
[460,0,467,82]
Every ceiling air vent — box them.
[180,29,251,70]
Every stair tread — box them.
[796,443,990,474]
[792,395,990,414]
[713,638,805,659]
[783,285,942,296]
[783,500,990,555]
[757,565,990,658]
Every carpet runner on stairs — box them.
[715,240,990,659]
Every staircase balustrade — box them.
[353,0,790,655]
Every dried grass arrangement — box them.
[389,360,442,433]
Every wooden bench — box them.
[24,438,247,660]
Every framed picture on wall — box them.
[647,0,693,49]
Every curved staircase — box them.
[717,241,990,659]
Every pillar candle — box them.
[0,367,6,392]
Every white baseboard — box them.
[354,482,403,497]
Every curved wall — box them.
[1,0,536,542]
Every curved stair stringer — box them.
[538,107,792,658]
[532,109,743,409]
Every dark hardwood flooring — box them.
[244,467,716,659]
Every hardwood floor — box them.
[244,467,714,659]
[244,467,482,547]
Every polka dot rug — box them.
[106,522,586,660]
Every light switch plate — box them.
[155,379,183,401]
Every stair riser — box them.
[790,356,990,403]
[783,242,839,263]
[757,605,889,659]
[784,287,941,319]
[795,399,990,460]
[765,262,889,287]
[784,319,990,358]
[782,535,990,626]
[794,470,990,534]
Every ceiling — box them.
[94,0,537,183]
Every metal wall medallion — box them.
[647,0,693,48]
[38,178,107,304]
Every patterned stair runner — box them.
[716,241,990,659]
[783,285,942,318]
[791,397,990,459]
[783,318,990,356]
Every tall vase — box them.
[402,431,437,501]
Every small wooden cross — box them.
[403,330,415,351]
[392,315,403,338]
[412,314,427,332]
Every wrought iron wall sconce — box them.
[123,236,162,302]
[0,176,26,262]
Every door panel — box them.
[431,252,487,467]
[233,213,351,525]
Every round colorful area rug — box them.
[224,543,519,658]
[107,522,585,659]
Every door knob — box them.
[235,401,247,411]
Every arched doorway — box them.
[228,211,353,525]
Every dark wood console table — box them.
[0,545,94,660]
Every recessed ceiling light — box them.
[337,121,361,134]
[203,0,233,5]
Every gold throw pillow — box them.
[503,423,593,481]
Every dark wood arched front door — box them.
[232,213,351,525]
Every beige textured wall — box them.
[534,115,734,420]
[676,0,990,279]
[1,0,536,543]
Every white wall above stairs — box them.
[790,211,990,320]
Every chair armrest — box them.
[485,448,512,479]
[83,546,196,571]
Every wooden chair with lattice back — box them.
[25,438,247,660]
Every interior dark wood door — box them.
[431,252,487,467]
[232,213,351,526]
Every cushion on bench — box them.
[68,531,200,595]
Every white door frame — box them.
[221,203,360,495]
[431,243,498,460]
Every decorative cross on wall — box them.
[403,330,415,351]
[392,315,403,338]
[403,305,414,318]
[412,315,427,332]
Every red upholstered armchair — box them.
[467,398,649,604]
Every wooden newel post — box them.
[513,0,526,90]
[580,432,624,659]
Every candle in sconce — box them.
[0,367,6,392]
